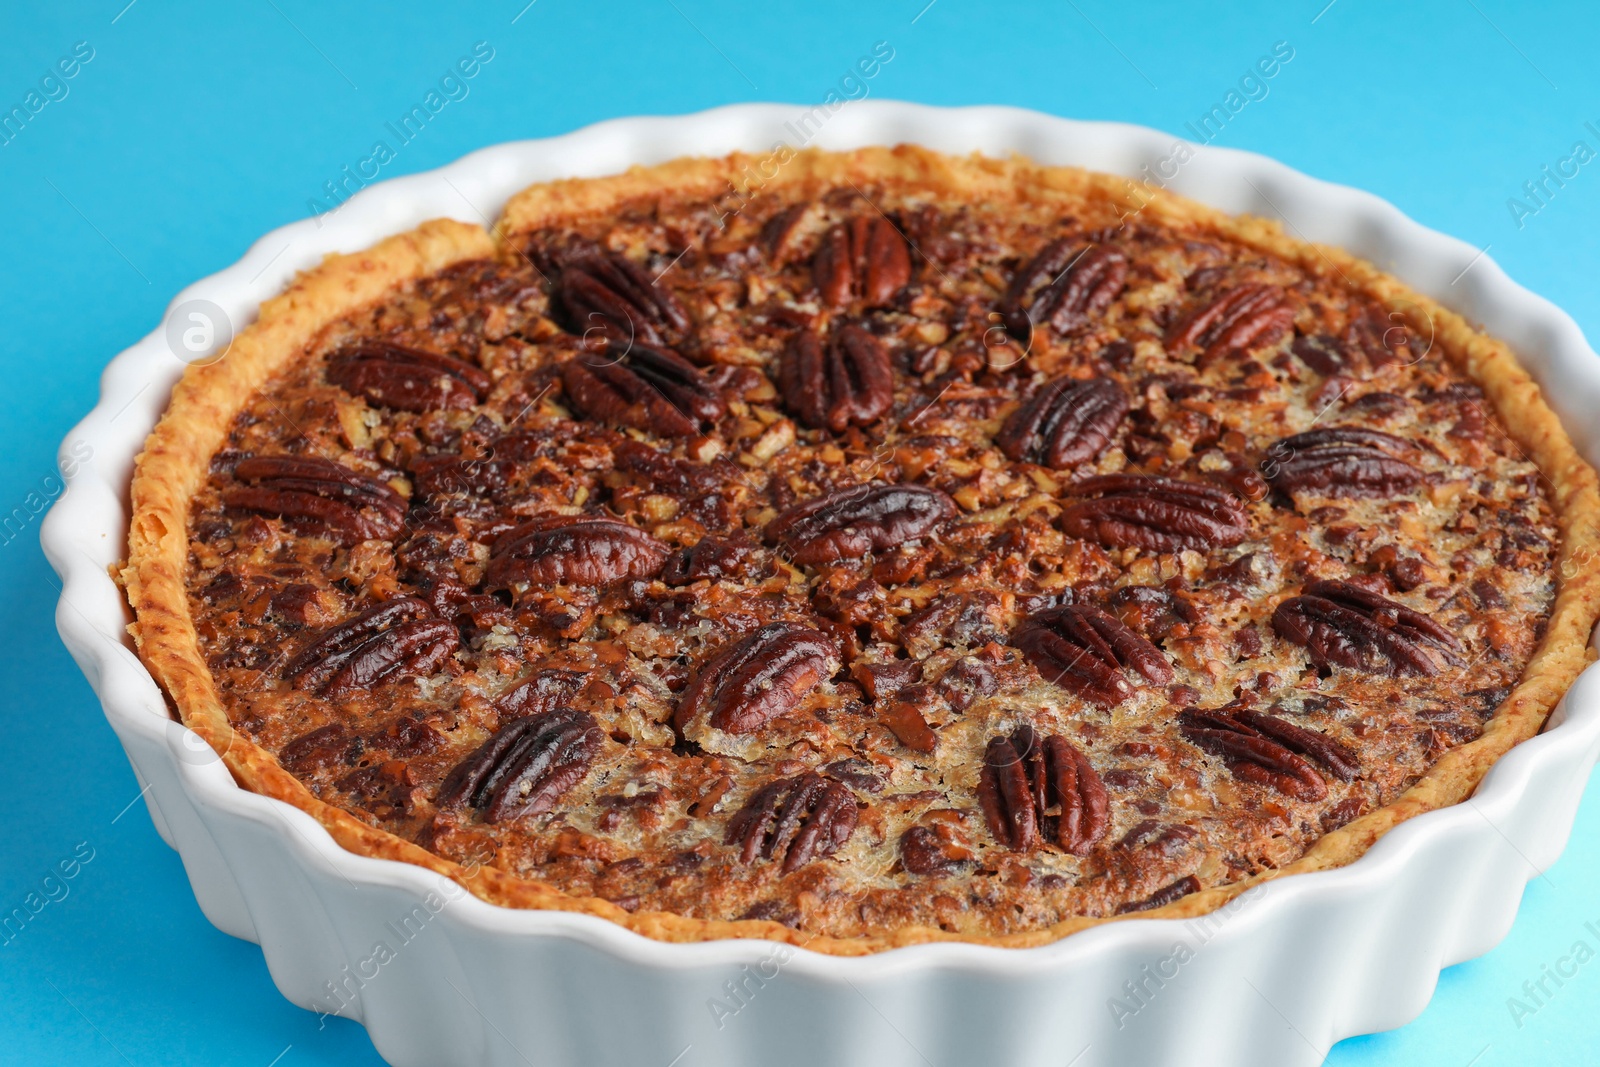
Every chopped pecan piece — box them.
[780,324,894,432]
[326,340,490,412]
[880,687,938,752]
[725,772,859,872]
[1058,474,1249,552]
[555,251,690,347]
[674,622,839,734]
[978,725,1109,854]
[812,215,911,309]
[283,596,458,699]
[1178,707,1333,801]
[661,534,760,586]
[1262,426,1423,498]
[995,375,1128,468]
[410,432,546,500]
[223,455,406,545]
[495,668,586,720]
[1291,333,1356,378]
[560,341,725,437]
[1116,875,1202,914]
[1012,604,1172,706]
[765,483,957,566]
[1166,283,1294,365]
[1000,240,1128,341]
[485,515,669,591]
[437,708,604,823]
[898,824,973,876]
[1273,579,1464,676]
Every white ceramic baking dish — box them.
[43,102,1600,1067]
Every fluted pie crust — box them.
[122,146,1600,954]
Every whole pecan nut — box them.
[1273,579,1464,676]
[555,251,690,348]
[977,725,1109,853]
[1058,474,1250,552]
[223,455,406,545]
[724,772,859,872]
[812,215,911,309]
[1166,283,1294,365]
[437,708,604,823]
[1261,426,1423,498]
[327,340,490,413]
[1012,604,1172,706]
[283,596,459,699]
[1000,240,1128,341]
[764,482,957,566]
[674,621,839,734]
[780,323,894,432]
[485,515,670,591]
[995,375,1128,468]
[560,341,726,437]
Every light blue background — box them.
[4,1,1599,1063]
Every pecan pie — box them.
[121,146,1600,953]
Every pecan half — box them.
[1166,284,1294,365]
[1000,240,1128,341]
[283,596,458,698]
[555,251,690,348]
[978,726,1109,853]
[1273,579,1464,676]
[485,515,670,591]
[725,772,859,872]
[560,341,725,437]
[1058,474,1249,552]
[326,340,490,413]
[437,708,603,823]
[223,456,406,545]
[410,432,545,500]
[995,375,1128,468]
[495,668,586,720]
[1262,426,1423,497]
[1116,875,1202,914]
[674,622,839,734]
[780,324,894,432]
[764,483,957,566]
[1178,707,1334,801]
[812,215,911,309]
[1012,604,1172,706]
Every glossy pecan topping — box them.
[283,597,458,699]
[1273,579,1464,676]
[485,515,669,590]
[437,708,603,823]
[1178,706,1358,801]
[898,824,974,876]
[1012,604,1172,706]
[1166,283,1294,365]
[978,725,1109,853]
[1116,874,1202,914]
[725,772,859,872]
[1262,426,1423,497]
[555,251,690,348]
[223,455,406,545]
[410,432,544,500]
[674,621,838,734]
[1000,240,1128,341]
[765,483,957,566]
[1058,474,1249,552]
[780,323,894,432]
[995,375,1128,468]
[812,215,911,309]
[326,340,490,413]
[560,341,725,437]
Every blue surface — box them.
[4,1,1599,1063]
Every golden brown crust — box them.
[124,146,1600,954]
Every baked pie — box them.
[121,146,1600,953]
